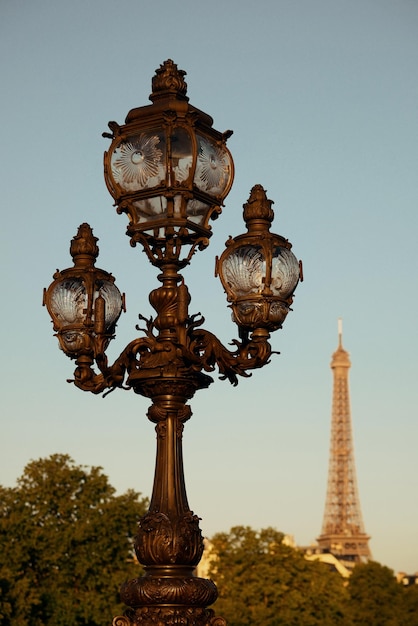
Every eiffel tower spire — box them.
[317,319,371,568]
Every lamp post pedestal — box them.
[117,395,221,626]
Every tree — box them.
[208,526,350,626]
[347,561,404,626]
[401,582,418,626]
[0,454,148,626]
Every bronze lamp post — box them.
[43,60,302,626]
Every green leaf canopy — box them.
[0,454,148,626]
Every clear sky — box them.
[1,0,417,575]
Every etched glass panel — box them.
[60,330,85,354]
[268,301,289,325]
[50,279,87,325]
[96,282,122,326]
[171,127,193,185]
[132,196,168,223]
[186,199,210,226]
[234,301,264,325]
[111,131,165,192]
[194,135,232,196]
[222,246,265,297]
[270,247,300,298]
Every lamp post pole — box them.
[44,60,302,626]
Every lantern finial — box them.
[70,223,99,268]
[150,59,188,103]
[243,185,275,230]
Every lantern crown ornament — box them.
[103,59,234,269]
[216,185,302,336]
[149,57,188,102]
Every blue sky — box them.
[1,0,417,574]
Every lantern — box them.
[216,185,302,334]
[103,60,234,266]
[43,224,124,359]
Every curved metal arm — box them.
[67,310,275,395]
[187,328,274,386]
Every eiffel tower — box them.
[317,320,371,568]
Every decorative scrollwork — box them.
[121,576,217,608]
[123,606,223,626]
[134,511,203,567]
[187,328,272,386]
[112,616,133,626]
[127,228,214,268]
[148,403,191,425]
[67,305,273,394]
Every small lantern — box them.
[103,60,234,265]
[43,224,124,359]
[216,185,302,333]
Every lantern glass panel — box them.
[95,281,123,327]
[194,134,233,197]
[186,199,211,226]
[111,131,166,192]
[269,301,289,323]
[61,330,86,354]
[132,196,168,224]
[222,245,265,298]
[50,279,87,325]
[271,247,300,298]
[170,127,193,185]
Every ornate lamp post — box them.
[43,60,302,626]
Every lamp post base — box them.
[113,606,226,626]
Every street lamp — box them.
[43,60,302,626]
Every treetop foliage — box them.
[0,454,148,626]
[209,526,350,626]
[208,526,418,626]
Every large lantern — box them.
[216,185,302,334]
[103,60,234,266]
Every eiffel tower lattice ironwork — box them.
[317,320,371,567]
